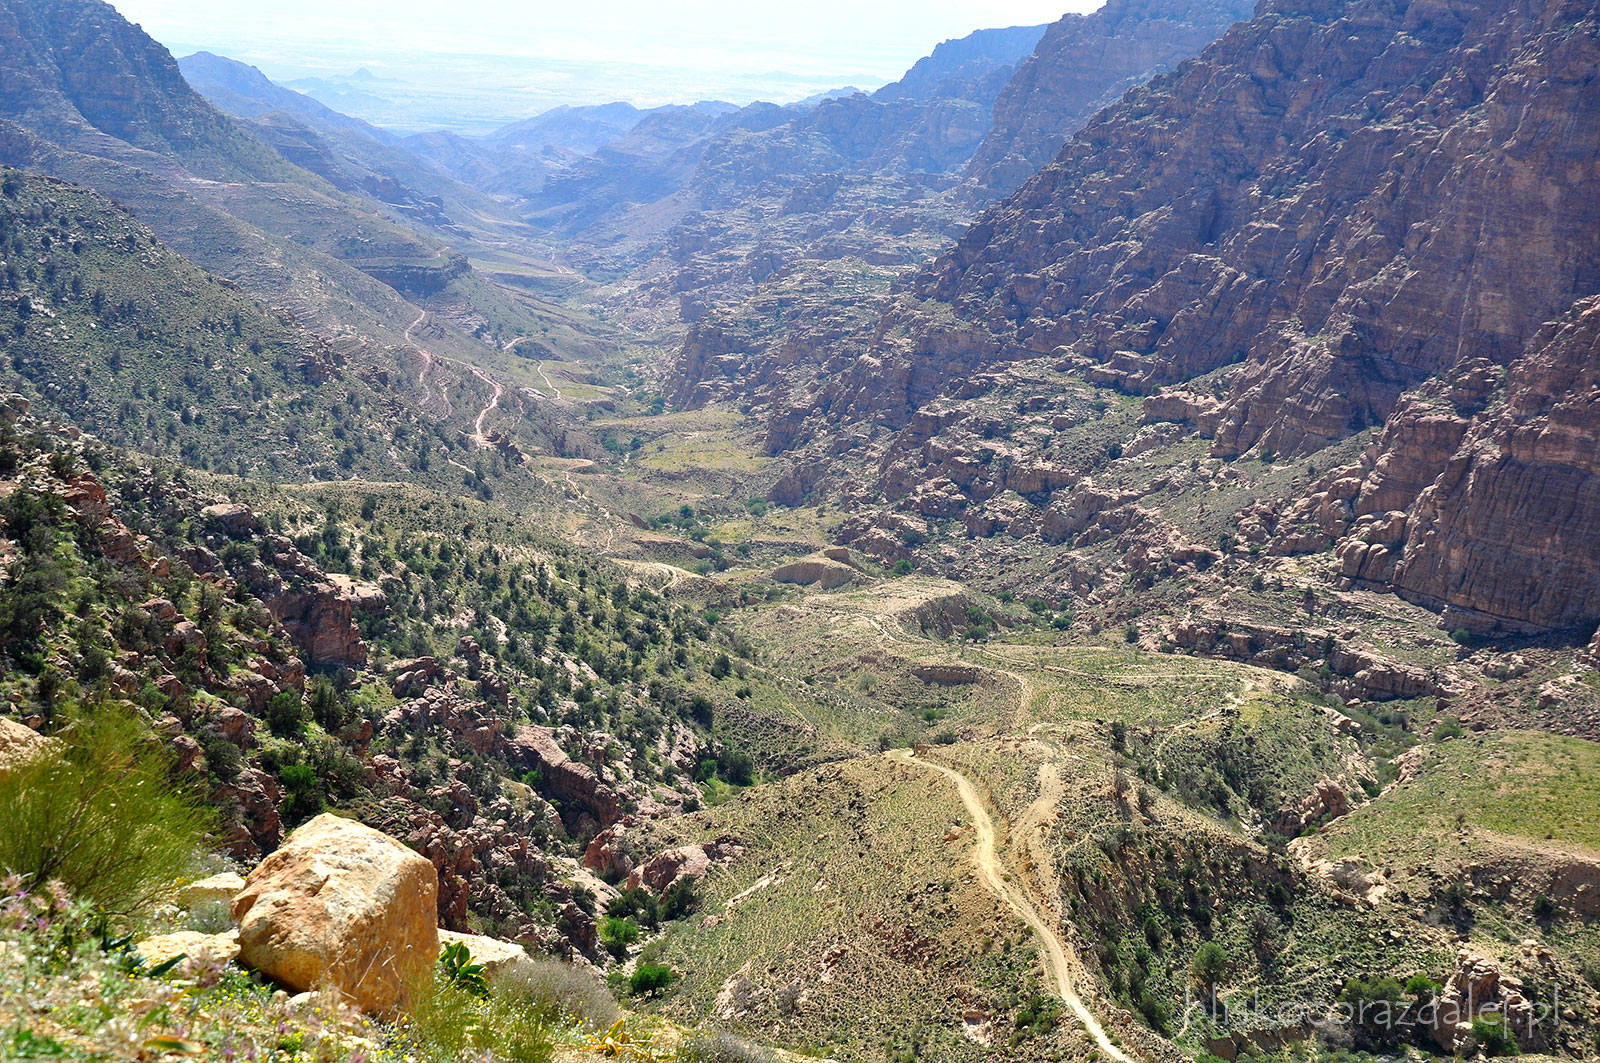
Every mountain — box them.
[0,0,298,181]
[872,24,1047,104]
[713,0,1599,648]
[177,51,401,145]
[664,0,1256,403]
[965,0,1258,196]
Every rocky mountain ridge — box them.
[717,0,1600,646]
[964,0,1257,196]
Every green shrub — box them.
[598,916,640,958]
[492,955,618,1032]
[0,703,212,918]
[438,940,490,999]
[263,691,304,737]
[1469,1013,1519,1057]
[628,962,675,997]
[1190,942,1230,1000]
[278,763,324,822]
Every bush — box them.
[1470,1013,1519,1057]
[1341,975,1406,1048]
[598,916,640,958]
[406,977,555,1063]
[278,763,324,822]
[1190,942,1230,1000]
[0,703,213,917]
[677,1027,774,1062]
[717,749,755,787]
[263,691,304,737]
[628,962,675,997]
[438,940,490,999]
[493,956,618,1032]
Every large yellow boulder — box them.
[0,717,55,780]
[232,814,438,1014]
[438,929,528,977]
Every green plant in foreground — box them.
[439,940,491,999]
[0,703,213,917]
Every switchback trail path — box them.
[405,311,503,447]
[890,748,1136,1062]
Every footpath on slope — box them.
[405,311,504,446]
[889,748,1135,1062]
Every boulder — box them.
[0,717,54,779]
[231,814,439,1014]
[771,557,856,590]
[626,844,713,893]
[177,871,247,913]
[200,503,262,538]
[438,929,527,977]
[135,929,240,967]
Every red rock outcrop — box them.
[1392,298,1600,634]
[848,0,1600,459]
[966,0,1256,196]
[511,725,623,831]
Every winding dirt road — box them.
[890,749,1134,1062]
[405,310,502,447]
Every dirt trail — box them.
[536,360,563,400]
[404,311,503,447]
[891,749,1134,1062]
[465,364,504,445]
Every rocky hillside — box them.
[0,0,578,385]
[663,0,1255,405]
[898,0,1600,454]
[0,398,765,953]
[726,0,1600,646]
[964,0,1257,196]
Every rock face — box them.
[1392,298,1600,634]
[846,0,1600,457]
[770,556,858,590]
[1429,950,1546,1054]
[966,0,1256,196]
[231,814,439,1014]
[225,527,371,668]
[510,725,623,831]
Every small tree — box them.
[629,963,675,997]
[0,702,213,916]
[1190,942,1230,1006]
[599,916,640,958]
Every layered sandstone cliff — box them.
[965,0,1256,196]
[842,0,1600,457]
[1392,298,1600,634]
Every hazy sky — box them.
[116,0,1100,131]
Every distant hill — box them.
[177,51,401,146]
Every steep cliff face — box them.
[0,0,294,180]
[873,0,1599,456]
[965,0,1256,197]
[1392,298,1600,634]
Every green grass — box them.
[1325,730,1600,855]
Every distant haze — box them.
[113,0,1098,134]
